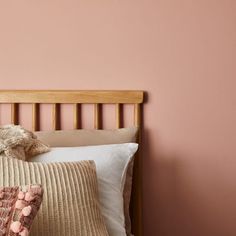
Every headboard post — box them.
[132,103,143,236]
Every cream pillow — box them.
[35,127,138,235]
[30,143,138,236]
[0,156,108,236]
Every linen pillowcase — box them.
[35,127,138,147]
[30,143,138,236]
[0,185,43,236]
[35,127,138,235]
[0,157,108,236]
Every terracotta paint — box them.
[0,1,236,235]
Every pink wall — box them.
[0,1,236,235]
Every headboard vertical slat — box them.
[134,103,141,127]
[11,103,19,125]
[74,104,81,129]
[94,104,101,129]
[115,103,121,128]
[52,104,60,130]
[32,103,40,131]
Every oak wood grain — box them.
[0,90,143,104]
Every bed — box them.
[0,90,144,236]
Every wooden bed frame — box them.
[0,90,144,236]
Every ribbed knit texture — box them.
[0,155,109,236]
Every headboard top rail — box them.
[0,90,144,104]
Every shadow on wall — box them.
[142,129,231,236]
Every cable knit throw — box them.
[0,125,49,160]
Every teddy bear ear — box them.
[0,125,50,160]
[25,139,50,159]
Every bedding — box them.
[0,185,43,236]
[0,157,108,236]
[35,127,138,235]
[30,143,138,236]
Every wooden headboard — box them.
[0,90,144,236]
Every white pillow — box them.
[30,143,138,236]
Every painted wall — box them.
[0,0,236,235]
